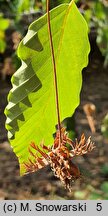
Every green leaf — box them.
[100,182,108,193]
[101,164,108,175]
[0,14,9,31]
[101,114,108,138]
[0,14,9,53]
[0,39,6,53]
[5,1,90,175]
[89,192,103,200]
[74,191,86,199]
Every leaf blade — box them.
[5,2,90,175]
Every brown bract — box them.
[23,128,95,191]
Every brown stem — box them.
[46,0,62,145]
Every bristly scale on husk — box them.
[23,128,95,191]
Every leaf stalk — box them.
[46,0,62,145]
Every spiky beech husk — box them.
[23,128,95,191]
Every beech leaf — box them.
[5,1,90,175]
